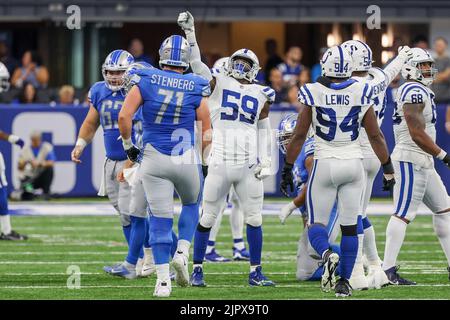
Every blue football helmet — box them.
[158,35,190,71]
[277,113,298,154]
[122,61,154,94]
[102,49,134,91]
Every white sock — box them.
[354,233,364,266]
[433,213,450,266]
[123,260,135,270]
[156,263,170,281]
[143,247,154,264]
[206,244,215,254]
[364,226,381,265]
[383,216,408,271]
[193,263,203,270]
[176,239,191,257]
[250,265,259,273]
[233,239,245,251]
[0,215,11,235]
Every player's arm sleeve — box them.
[298,84,314,107]
[186,29,213,81]
[382,55,406,84]
[257,102,272,162]
[262,86,276,104]
[303,140,315,158]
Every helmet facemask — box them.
[228,56,258,82]
[102,67,126,91]
[414,61,437,86]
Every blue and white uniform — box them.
[391,81,449,221]
[89,81,134,226]
[136,67,210,217]
[293,137,340,280]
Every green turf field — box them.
[0,213,449,300]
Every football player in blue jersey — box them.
[71,49,135,272]
[118,35,211,297]
[277,114,340,282]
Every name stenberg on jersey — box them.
[325,94,350,105]
[150,74,195,91]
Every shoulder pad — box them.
[399,82,429,104]
[261,86,276,103]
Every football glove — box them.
[382,157,395,192]
[8,134,24,148]
[398,45,413,62]
[122,137,141,163]
[280,161,294,197]
[177,11,195,33]
[254,159,271,180]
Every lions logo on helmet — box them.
[401,48,437,86]
[277,114,298,154]
[159,35,191,71]
[123,61,154,94]
[0,62,10,93]
[227,49,260,83]
[341,40,373,72]
[102,49,134,91]
[321,45,353,78]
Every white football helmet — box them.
[0,62,10,93]
[227,49,260,83]
[401,48,437,86]
[159,35,190,71]
[213,57,229,73]
[341,40,373,72]
[321,45,353,78]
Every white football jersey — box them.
[354,67,388,157]
[392,81,437,168]
[298,79,373,159]
[208,69,275,165]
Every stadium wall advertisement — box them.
[0,104,449,197]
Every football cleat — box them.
[190,266,206,287]
[335,278,353,297]
[172,252,190,287]
[384,266,417,285]
[232,247,250,261]
[367,264,390,289]
[153,278,172,298]
[141,262,157,277]
[0,230,28,241]
[248,266,275,287]
[103,262,122,274]
[349,262,369,290]
[321,250,340,292]
[205,249,231,262]
[107,263,137,280]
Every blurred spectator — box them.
[286,85,301,110]
[128,38,154,65]
[0,41,19,75]
[58,85,76,105]
[18,131,55,200]
[412,35,429,50]
[298,68,311,87]
[11,50,49,89]
[311,47,328,82]
[16,82,37,103]
[264,39,283,84]
[431,37,450,104]
[277,46,304,86]
[268,68,288,104]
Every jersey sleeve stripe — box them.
[302,85,315,105]
[299,87,310,105]
[399,82,420,98]
[361,83,369,105]
[400,85,429,102]
[267,91,275,97]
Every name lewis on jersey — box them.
[325,94,350,105]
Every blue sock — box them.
[178,203,200,241]
[148,216,173,265]
[246,224,262,266]
[126,216,146,265]
[308,224,330,257]
[193,224,211,264]
[144,217,151,248]
[340,224,358,280]
[357,215,364,235]
[362,216,372,230]
[171,230,178,258]
[122,225,131,245]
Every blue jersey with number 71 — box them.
[134,68,210,156]
[298,78,373,159]
[88,81,134,161]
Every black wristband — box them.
[382,157,394,174]
[444,154,450,163]
[284,161,294,170]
